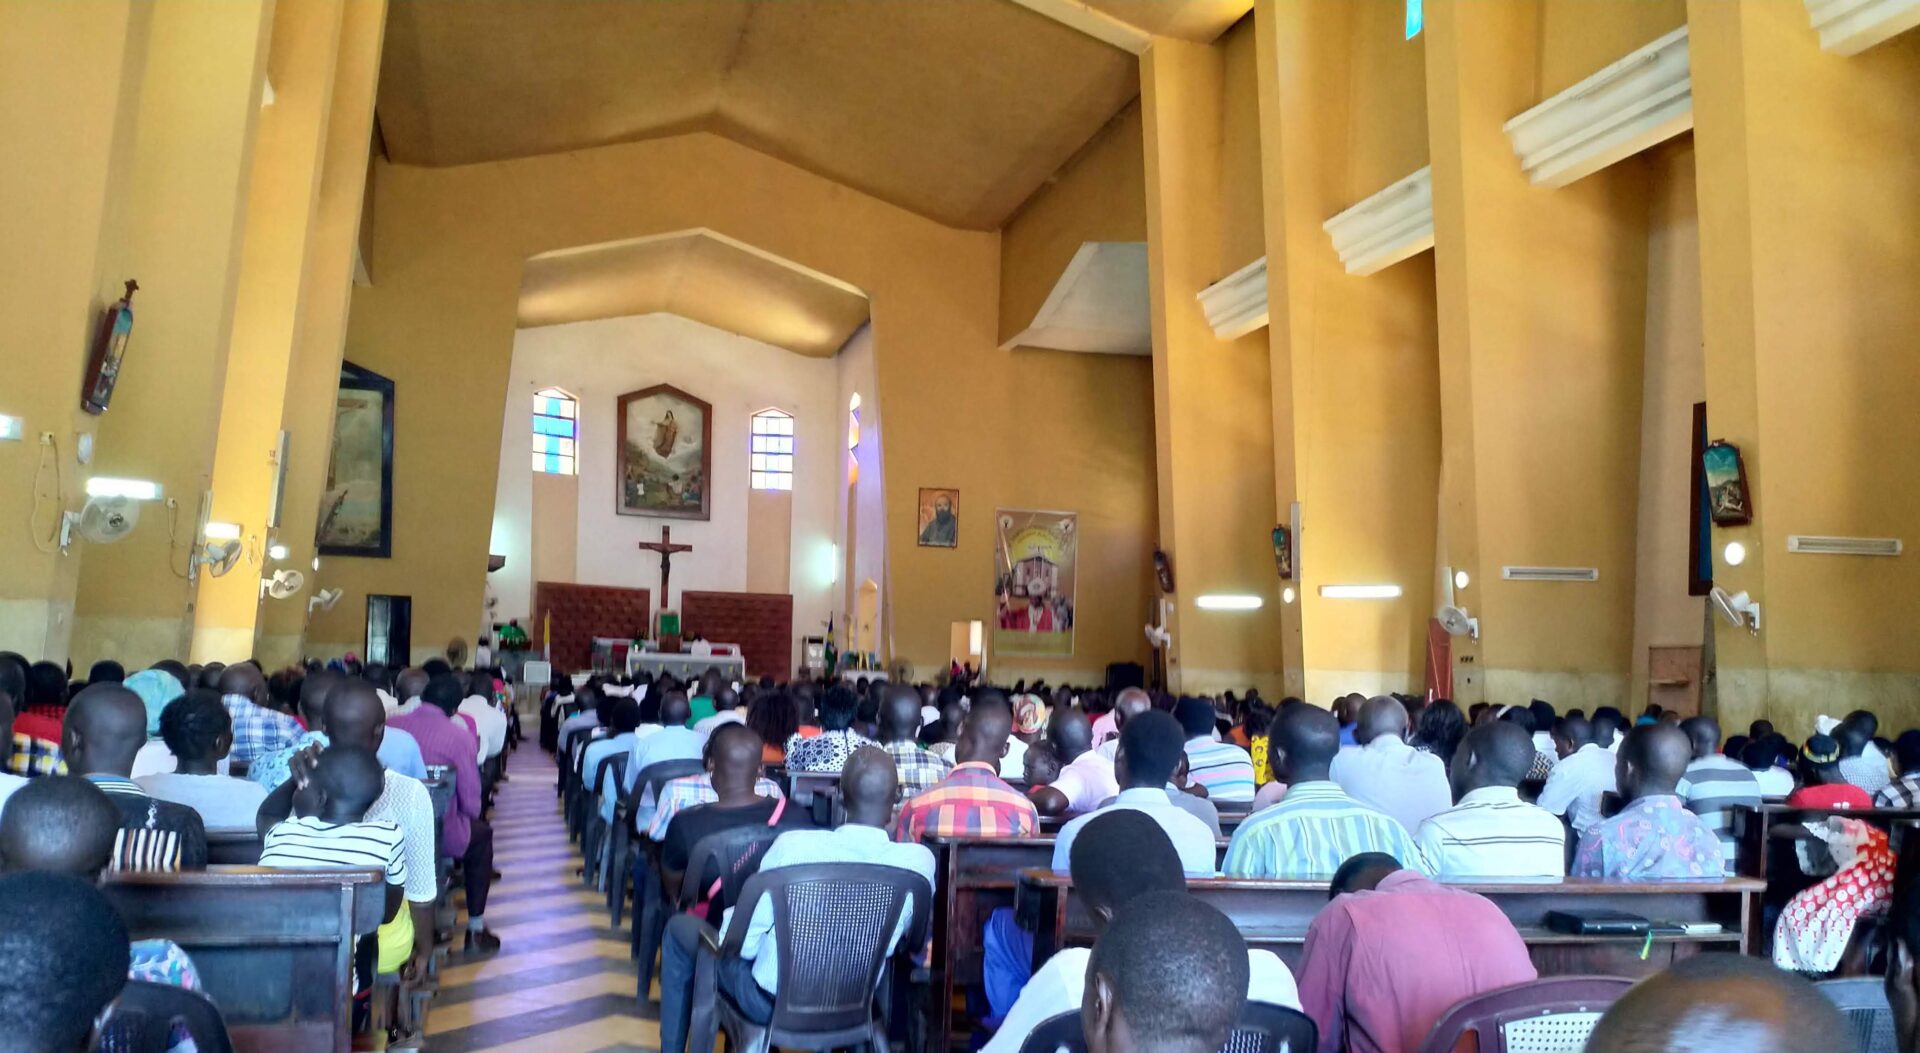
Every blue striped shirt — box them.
[1185,738,1256,803]
[1221,781,1429,878]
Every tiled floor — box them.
[427,746,663,1053]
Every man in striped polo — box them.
[1222,704,1425,879]
[1414,722,1565,878]
[1676,716,1761,875]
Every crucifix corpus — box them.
[638,525,694,614]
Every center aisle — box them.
[422,743,663,1052]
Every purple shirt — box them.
[1297,871,1536,1053]
[1571,794,1723,881]
[388,706,482,856]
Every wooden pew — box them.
[104,866,386,1053]
[1037,803,1251,836]
[1731,804,1920,882]
[924,835,1230,1051]
[205,830,263,865]
[1015,870,1761,979]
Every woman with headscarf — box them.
[1773,816,1897,973]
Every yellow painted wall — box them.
[1627,136,1705,704]
[1257,0,1441,702]
[1426,0,1652,708]
[70,0,273,668]
[254,0,387,669]
[1690,0,1920,732]
[998,103,1146,349]
[306,134,1157,680]
[1216,17,1267,276]
[1143,39,1286,697]
[193,0,346,663]
[0,0,148,660]
[1537,0,1688,97]
[746,490,794,595]
[529,471,579,598]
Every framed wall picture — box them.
[617,384,712,520]
[1272,525,1294,580]
[1702,438,1753,527]
[1688,403,1712,596]
[317,361,395,558]
[917,487,959,547]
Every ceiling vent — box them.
[1502,566,1600,582]
[1786,535,1903,557]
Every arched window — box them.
[532,387,578,475]
[751,408,794,491]
[847,393,862,451]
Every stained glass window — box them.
[532,387,577,475]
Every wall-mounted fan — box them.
[1709,586,1761,635]
[191,540,243,580]
[308,587,343,613]
[63,495,141,549]
[446,637,469,667]
[1437,605,1480,640]
[264,569,305,599]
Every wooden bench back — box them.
[104,866,386,1053]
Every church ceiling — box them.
[517,229,871,358]
[374,0,1195,230]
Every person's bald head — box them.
[658,690,691,727]
[298,669,341,726]
[839,746,899,827]
[216,662,266,705]
[1111,687,1151,730]
[1355,696,1409,745]
[1679,716,1721,761]
[1585,953,1843,1053]
[394,667,427,702]
[706,723,763,794]
[1274,704,1341,783]
[1619,723,1694,802]
[1453,721,1536,795]
[324,680,387,752]
[878,684,923,744]
[1049,707,1094,762]
[956,697,1014,767]
[61,684,149,777]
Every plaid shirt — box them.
[881,740,952,799]
[221,694,304,764]
[1875,773,1920,808]
[9,731,64,777]
[647,773,786,841]
[892,761,1038,843]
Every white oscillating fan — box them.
[308,587,343,613]
[69,496,141,547]
[1709,587,1761,635]
[265,569,305,599]
[1437,605,1480,641]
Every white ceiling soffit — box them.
[1197,256,1268,340]
[1002,241,1151,355]
[1322,167,1434,277]
[1004,0,1152,53]
[1504,27,1692,189]
[1806,0,1920,54]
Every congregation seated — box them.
[1585,953,1845,1052]
[1676,715,1761,874]
[1297,852,1536,1053]
[744,688,802,764]
[136,688,267,833]
[1090,687,1152,764]
[1413,721,1566,879]
[876,684,952,798]
[644,753,786,841]
[459,668,511,763]
[1051,710,1215,875]
[658,724,812,901]
[1176,696,1255,804]
[783,684,875,773]
[892,695,1037,842]
[0,872,135,1053]
[216,662,305,768]
[1786,733,1873,809]
[984,810,1298,1052]
[1537,712,1621,840]
[1572,724,1723,880]
[65,683,208,871]
[389,673,499,954]
[1221,705,1424,879]
[0,657,33,810]
[1875,729,1920,807]
[1331,696,1451,833]
[626,691,705,796]
[656,746,933,1053]
[1027,707,1116,816]
[584,696,643,821]
[1836,709,1891,797]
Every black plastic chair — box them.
[93,981,234,1053]
[1018,1010,1085,1053]
[581,751,630,887]
[676,824,787,915]
[625,757,714,991]
[1817,977,1899,1053]
[687,863,932,1053]
[1018,1001,1317,1053]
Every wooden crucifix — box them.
[638,526,694,613]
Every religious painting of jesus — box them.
[993,509,1077,658]
[616,385,712,520]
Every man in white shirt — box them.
[1331,696,1452,834]
[985,809,1296,1053]
[1029,709,1118,816]
[1052,711,1217,875]
[1093,688,1153,764]
[1536,715,1616,839]
[656,746,932,1053]
[1416,722,1565,878]
[458,670,508,762]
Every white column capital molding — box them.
[1503,26,1692,189]
[1321,167,1434,277]
[1196,256,1268,341]
[1806,0,1920,55]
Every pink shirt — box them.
[1297,871,1536,1053]
[1090,712,1118,747]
